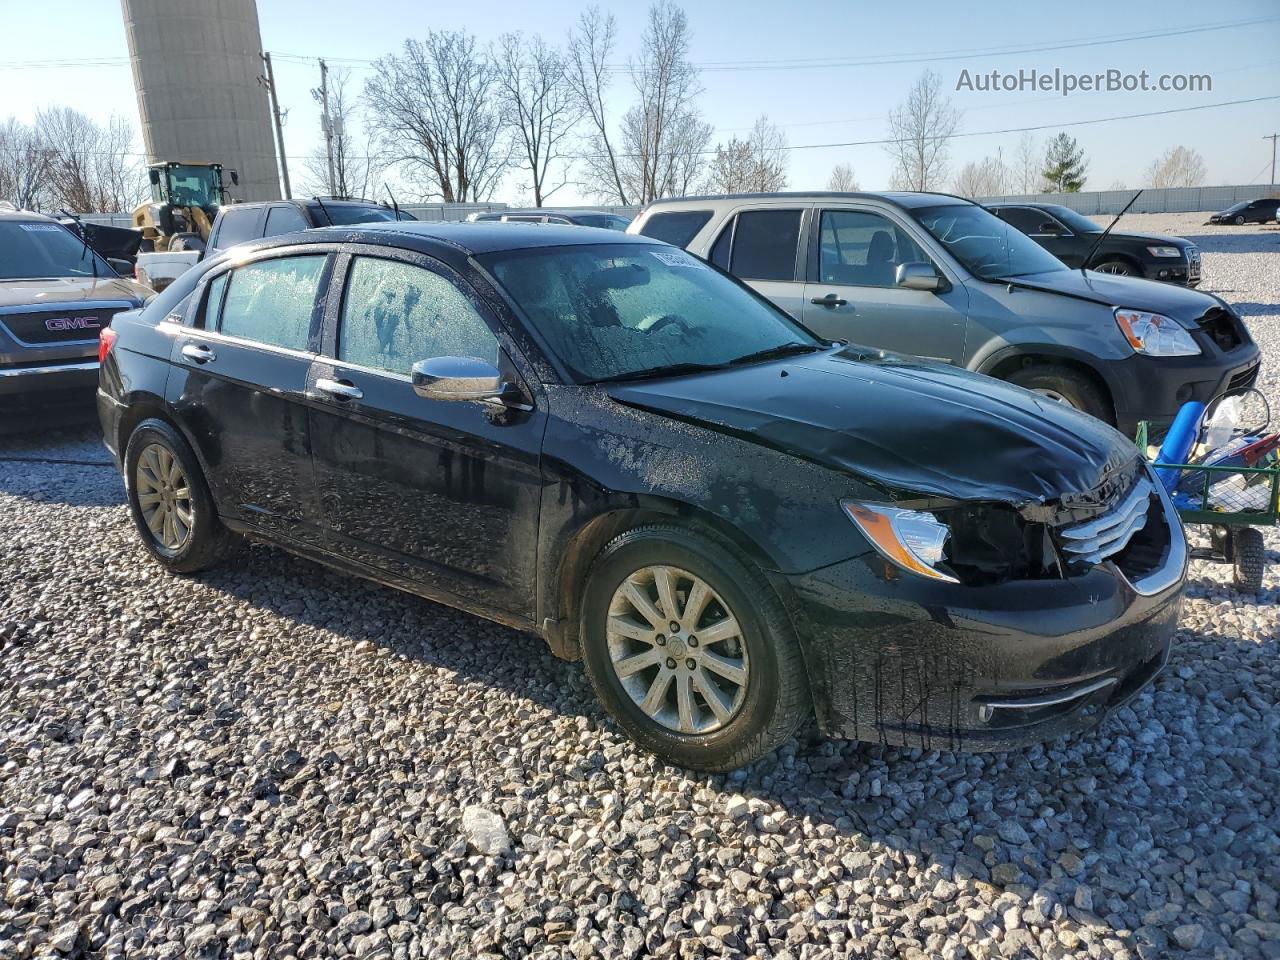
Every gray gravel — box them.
[2,217,1280,958]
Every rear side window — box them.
[709,221,733,269]
[263,205,309,237]
[730,209,802,282]
[638,210,712,247]
[213,208,261,248]
[136,260,212,324]
[338,257,499,375]
[216,256,326,351]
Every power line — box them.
[2,94,1275,163]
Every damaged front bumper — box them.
[786,479,1187,752]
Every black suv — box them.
[1206,198,1280,225]
[99,222,1185,770]
[988,203,1201,286]
[203,198,415,259]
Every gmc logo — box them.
[45,316,101,332]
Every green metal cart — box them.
[1136,420,1279,592]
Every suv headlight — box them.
[1146,246,1182,258]
[1114,308,1200,357]
[842,501,958,583]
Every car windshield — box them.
[571,214,632,231]
[913,203,1068,280]
[1222,201,1250,213]
[481,243,823,382]
[1040,205,1101,234]
[322,205,414,225]
[0,221,113,280]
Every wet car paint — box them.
[99,222,1186,751]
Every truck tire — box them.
[1006,364,1113,424]
[579,524,810,771]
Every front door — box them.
[307,249,545,620]
[166,251,331,544]
[800,207,968,363]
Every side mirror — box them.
[1038,221,1062,234]
[412,356,504,402]
[229,169,240,186]
[108,258,134,278]
[896,262,943,292]
[148,169,161,185]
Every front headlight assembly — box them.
[1114,308,1201,357]
[842,501,958,583]
[1146,246,1182,258]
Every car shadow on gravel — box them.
[0,422,122,508]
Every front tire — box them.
[1007,364,1113,424]
[1233,214,1246,225]
[124,419,233,574]
[580,525,810,771]
[1093,258,1135,276]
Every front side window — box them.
[338,257,499,375]
[818,210,929,287]
[217,255,326,351]
[482,242,820,383]
[992,207,1048,234]
[1038,205,1100,234]
[729,209,802,282]
[912,203,1068,280]
[263,205,309,237]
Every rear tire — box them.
[579,524,810,771]
[1232,527,1265,593]
[1006,364,1113,424]
[124,419,233,574]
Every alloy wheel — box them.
[1094,261,1132,275]
[606,565,749,735]
[1032,387,1077,408]
[135,443,194,551]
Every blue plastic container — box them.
[1155,401,1206,491]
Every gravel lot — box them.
[2,214,1279,960]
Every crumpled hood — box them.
[1005,269,1222,326]
[607,347,1139,505]
[0,276,149,309]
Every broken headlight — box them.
[842,501,958,584]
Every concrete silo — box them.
[121,0,282,202]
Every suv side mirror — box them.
[229,169,240,186]
[412,356,505,402]
[896,262,943,292]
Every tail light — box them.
[98,326,118,364]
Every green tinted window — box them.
[218,256,326,350]
[338,257,499,375]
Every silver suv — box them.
[630,192,1259,435]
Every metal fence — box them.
[77,201,641,227]
[976,183,1280,215]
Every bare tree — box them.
[952,149,1009,199]
[364,32,510,202]
[0,117,50,210]
[35,107,144,212]
[1145,145,1207,188]
[496,33,580,206]
[566,7,629,203]
[704,115,787,194]
[616,1,711,203]
[304,68,382,199]
[1013,133,1042,194]
[826,162,860,192]
[885,70,959,191]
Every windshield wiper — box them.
[589,361,730,384]
[726,342,823,366]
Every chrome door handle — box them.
[181,343,216,363]
[315,377,363,401]
[809,294,849,308]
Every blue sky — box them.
[4,0,1278,203]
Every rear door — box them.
[167,250,332,544]
[261,204,311,239]
[206,205,264,257]
[710,207,808,318]
[800,205,967,362]
[307,247,545,620]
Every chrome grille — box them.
[1059,474,1155,565]
[1186,246,1201,281]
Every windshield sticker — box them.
[650,250,702,268]
[19,223,66,232]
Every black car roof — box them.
[306,220,659,255]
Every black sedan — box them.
[1206,198,1280,225]
[988,202,1201,286]
[97,222,1187,770]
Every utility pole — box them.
[1266,133,1278,192]
[260,52,292,199]
[312,59,336,195]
